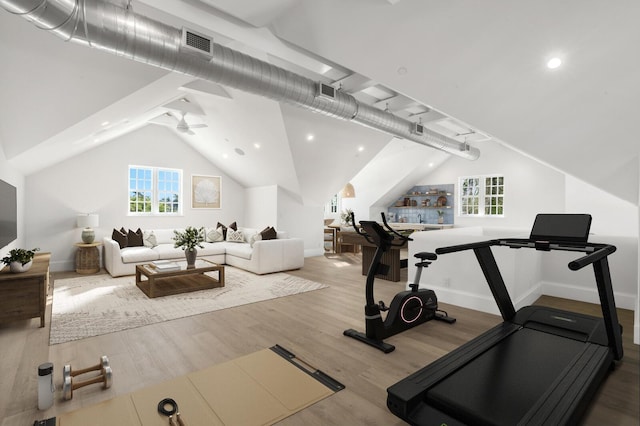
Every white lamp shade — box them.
[77,214,99,228]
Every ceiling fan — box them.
[150,111,208,135]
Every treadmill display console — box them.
[529,213,591,243]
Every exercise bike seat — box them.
[414,252,437,261]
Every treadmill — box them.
[386,214,623,426]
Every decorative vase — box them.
[438,216,444,224]
[10,260,32,273]
[185,248,197,267]
[81,228,95,243]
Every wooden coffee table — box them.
[135,259,224,298]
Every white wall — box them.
[244,185,278,229]
[565,175,638,237]
[24,126,245,271]
[277,187,324,257]
[424,140,566,229]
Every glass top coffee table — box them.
[135,259,225,298]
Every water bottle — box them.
[37,362,54,410]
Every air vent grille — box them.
[181,28,213,57]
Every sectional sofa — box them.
[103,227,304,277]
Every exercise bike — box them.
[343,213,455,353]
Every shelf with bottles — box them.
[388,184,455,225]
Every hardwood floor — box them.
[0,253,638,425]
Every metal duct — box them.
[1,0,480,160]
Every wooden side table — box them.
[75,242,101,274]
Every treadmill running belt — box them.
[426,328,585,426]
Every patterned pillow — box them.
[216,222,237,239]
[207,226,225,242]
[226,229,245,243]
[142,230,157,248]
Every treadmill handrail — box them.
[568,244,616,271]
[435,239,498,255]
[435,236,623,360]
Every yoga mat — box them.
[57,345,343,426]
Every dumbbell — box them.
[62,356,113,400]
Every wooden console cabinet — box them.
[0,252,50,327]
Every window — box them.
[129,166,182,215]
[459,175,504,216]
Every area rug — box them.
[50,267,328,345]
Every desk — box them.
[329,224,360,253]
[0,252,50,327]
[339,232,407,282]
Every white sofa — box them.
[103,227,304,277]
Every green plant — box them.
[1,247,40,266]
[437,210,444,217]
[173,227,205,251]
[341,209,354,226]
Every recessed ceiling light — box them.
[358,146,365,152]
[397,66,408,75]
[101,121,110,127]
[222,153,228,159]
[253,143,261,149]
[547,57,562,69]
[306,134,314,141]
[428,162,434,167]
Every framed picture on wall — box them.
[191,175,221,209]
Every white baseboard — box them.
[50,260,74,273]
[541,280,637,311]
[305,248,324,258]
[513,283,543,310]
[429,286,500,316]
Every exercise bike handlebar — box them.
[351,212,412,248]
[380,212,414,242]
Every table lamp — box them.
[77,214,99,243]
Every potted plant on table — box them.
[173,227,204,267]
[2,247,40,273]
[437,210,445,224]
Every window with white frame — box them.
[459,175,504,216]
[129,166,182,215]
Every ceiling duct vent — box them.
[181,28,213,58]
[412,122,424,136]
[316,82,336,101]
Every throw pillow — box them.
[216,222,227,238]
[128,228,144,247]
[226,229,245,243]
[260,226,277,240]
[216,221,238,239]
[249,233,262,247]
[207,226,225,243]
[112,228,128,249]
[142,230,157,248]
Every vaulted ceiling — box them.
[1,0,638,205]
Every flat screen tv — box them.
[0,178,17,248]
